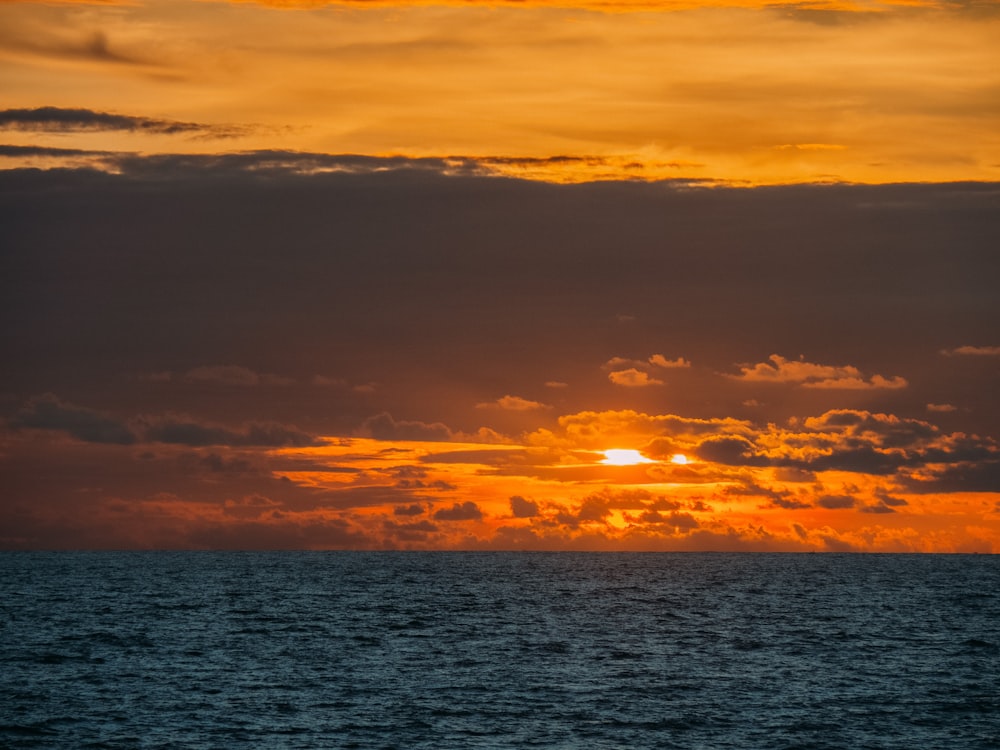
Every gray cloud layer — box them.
[1,153,998,439]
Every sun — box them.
[601,449,654,466]
[670,453,689,465]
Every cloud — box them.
[0,107,248,139]
[532,410,754,451]
[10,394,137,445]
[727,354,907,390]
[603,357,645,370]
[815,494,856,509]
[927,403,958,413]
[608,368,664,387]
[804,374,908,390]
[649,354,691,369]
[393,503,426,516]
[859,501,896,514]
[801,410,939,448]
[143,418,318,447]
[433,501,483,521]
[360,413,453,441]
[694,436,769,466]
[875,489,908,507]
[476,395,550,411]
[509,495,539,518]
[941,345,1000,356]
[222,494,282,520]
[195,453,261,475]
[383,519,439,540]
[0,144,116,158]
[901,460,1000,494]
[7,394,321,448]
[683,407,1000,481]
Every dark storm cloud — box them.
[9,394,137,445]
[0,107,248,138]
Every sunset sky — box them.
[1,0,999,551]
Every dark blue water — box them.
[1,552,998,749]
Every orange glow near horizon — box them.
[134,406,997,553]
[1,402,998,551]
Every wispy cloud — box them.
[0,108,250,139]
[941,345,1000,356]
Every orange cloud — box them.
[608,369,664,387]
[3,409,997,551]
[649,354,691,369]
[728,355,907,390]
[476,395,551,411]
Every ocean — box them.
[1,552,998,749]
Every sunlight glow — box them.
[601,449,655,466]
[671,454,689,465]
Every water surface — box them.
[1,552,998,748]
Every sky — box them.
[1,0,999,551]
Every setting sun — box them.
[601,449,655,466]
[671,454,689,465]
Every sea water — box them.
[1,552,998,749]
